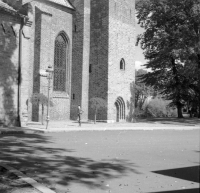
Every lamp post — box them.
[39,66,54,130]
[45,66,54,129]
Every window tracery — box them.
[53,33,68,92]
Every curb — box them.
[26,125,199,133]
[0,128,45,135]
[0,130,26,135]
[0,124,199,134]
[0,163,56,193]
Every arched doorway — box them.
[115,97,125,122]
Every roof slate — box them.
[0,0,74,17]
[49,0,74,9]
[0,0,17,13]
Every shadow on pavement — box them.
[149,188,200,193]
[0,133,138,191]
[149,166,200,193]
[137,118,200,125]
[152,166,200,183]
[0,166,41,193]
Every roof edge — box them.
[22,0,75,10]
[0,5,27,18]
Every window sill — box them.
[52,92,69,99]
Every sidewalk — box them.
[0,118,199,134]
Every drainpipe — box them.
[17,17,24,127]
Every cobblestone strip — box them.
[0,163,56,193]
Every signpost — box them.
[39,66,54,129]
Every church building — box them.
[0,0,135,126]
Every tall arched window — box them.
[53,33,68,92]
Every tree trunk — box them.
[17,22,23,127]
[198,66,200,118]
[198,99,200,118]
[171,58,184,118]
[94,108,97,124]
[198,89,200,118]
[177,103,183,118]
[198,58,200,118]
[42,104,44,125]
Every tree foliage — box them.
[30,93,53,124]
[136,0,200,118]
[30,93,53,106]
[135,69,155,109]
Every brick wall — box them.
[70,0,90,121]
[0,11,21,126]
[108,0,135,122]
[88,0,109,121]
[88,0,135,122]
[27,1,73,122]
[1,0,135,125]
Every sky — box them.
[135,18,147,70]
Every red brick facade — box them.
[70,0,90,121]
[0,0,135,126]
[88,0,135,122]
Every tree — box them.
[30,93,53,124]
[135,69,155,109]
[136,0,200,118]
[89,97,107,124]
[181,2,200,117]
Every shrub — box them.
[134,107,146,118]
[142,97,178,118]
[134,97,178,119]
[147,98,168,117]
[168,108,178,117]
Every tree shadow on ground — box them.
[137,117,200,125]
[0,166,41,193]
[0,133,139,192]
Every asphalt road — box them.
[0,129,199,193]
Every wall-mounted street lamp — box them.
[39,66,54,129]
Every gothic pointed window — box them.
[120,58,125,70]
[53,33,68,92]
